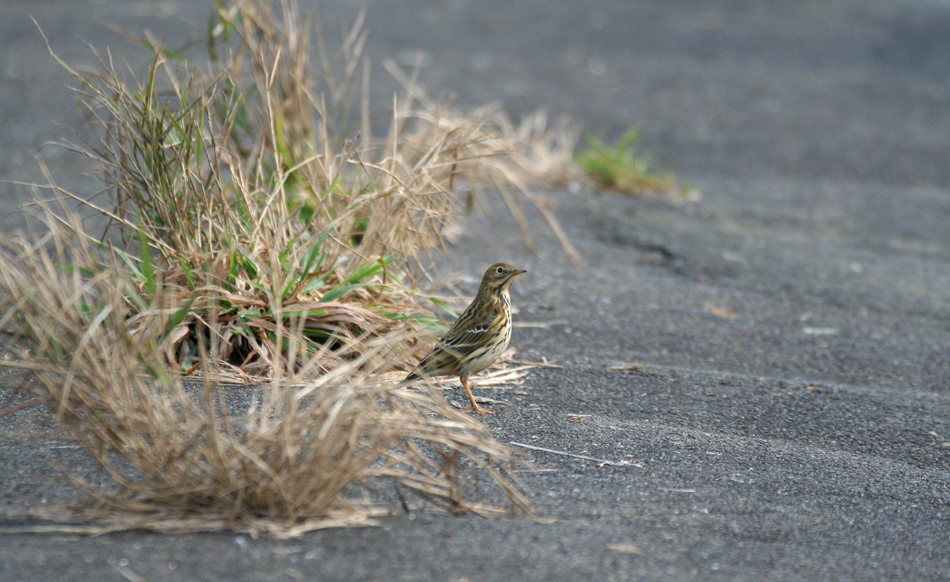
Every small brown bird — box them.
[404,263,527,415]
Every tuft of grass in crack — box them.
[0,0,595,534]
[575,128,681,196]
[0,222,530,535]
[34,0,581,383]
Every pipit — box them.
[403,263,527,415]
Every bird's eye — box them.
[496,266,505,274]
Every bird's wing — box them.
[407,317,495,379]
[440,318,495,354]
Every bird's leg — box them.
[458,376,494,415]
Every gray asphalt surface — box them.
[2,0,950,580]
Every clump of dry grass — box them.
[0,221,529,535]
[35,0,578,382]
[0,0,584,534]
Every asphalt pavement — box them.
[1,0,949,580]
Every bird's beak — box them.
[512,269,527,276]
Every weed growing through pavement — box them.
[0,221,532,535]
[1,0,688,535]
[575,128,682,196]
[0,0,574,534]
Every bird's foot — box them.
[458,404,495,415]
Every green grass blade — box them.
[137,222,156,298]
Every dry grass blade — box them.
[509,442,642,468]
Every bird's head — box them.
[480,263,527,294]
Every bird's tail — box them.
[396,372,419,388]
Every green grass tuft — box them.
[575,128,680,196]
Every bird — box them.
[403,263,527,415]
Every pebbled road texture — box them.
[1,0,949,580]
